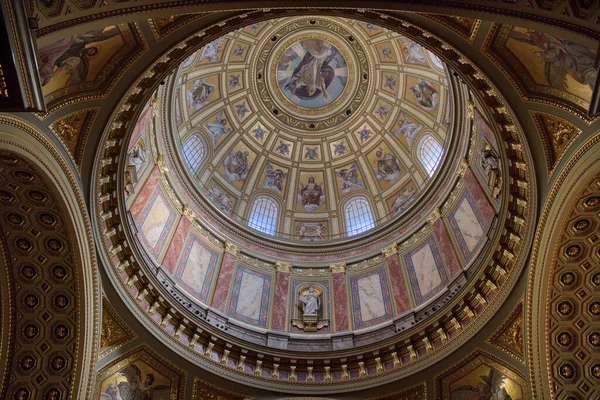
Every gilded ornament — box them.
[560,272,575,285]
[559,363,575,378]
[589,332,600,347]
[275,261,292,272]
[557,332,572,347]
[589,302,600,316]
[381,243,398,258]
[565,244,581,257]
[558,301,572,315]
[329,262,346,273]
[224,241,240,256]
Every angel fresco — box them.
[392,112,423,145]
[450,368,519,400]
[508,29,597,91]
[99,364,170,400]
[410,80,439,112]
[337,163,366,194]
[374,148,401,183]
[203,112,232,146]
[186,79,215,111]
[223,150,250,183]
[38,26,121,87]
[262,162,287,194]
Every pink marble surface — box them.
[432,219,463,277]
[386,254,411,314]
[332,272,349,331]
[210,252,236,311]
[129,166,161,221]
[464,168,495,223]
[161,217,191,276]
[271,271,290,331]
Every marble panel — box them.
[349,267,394,329]
[332,272,349,332]
[162,217,191,276]
[403,236,449,304]
[385,253,411,314]
[136,186,177,257]
[129,166,161,220]
[227,266,272,327]
[211,252,235,311]
[448,187,488,261]
[464,168,495,222]
[271,271,290,331]
[174,233,221,303]
[432,219,463,277]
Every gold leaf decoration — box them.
[488,301,524,363]
[532,112,582,173]
[99,295,135,358]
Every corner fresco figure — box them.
[99,363,170,400]
[278,39,348,108]
[38,26,120,87]
[450,368,520,400]
[508,29,597,91]
[410,80,439,112]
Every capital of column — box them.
[224,241,239,256]
[182,204,196,222]
[275,261,292,273]
[329,262,347,274]
[381,243,398,258]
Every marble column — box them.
[382,243,411,315]
[211,242,239,312]
[271,262,291,331]
[330,262,349,332]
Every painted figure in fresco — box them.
[374,148,401,182]
[338,163,366,194]
[392,112,423,145]
[101,384,121,400]
[38,26,121,86]
[206,186,233,214]
[508,29,597,90]
[298,177,325,211]
[410,80,439,112]
[297,222,326,241]
[198,38,225,63]
[186,79,215,111]
[284,39,338,101]
[403,40,427,63]
[450,368,519,400]
[304,146,319,160]
[391,187,416,215]
[262,162,287,194]
[203,112,232,146]
[127,144,149,172]
[299,287,320,315]
[223,150,250,183]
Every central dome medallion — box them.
[256,17,367,131]
[170,16,453,242]
[277,38,348,108]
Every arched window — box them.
[418,135,443,177]
[344,196,375,237]
[181,134,206,174]
[248,196,279,235]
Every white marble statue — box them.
[299,287,320,316]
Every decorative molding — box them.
[329,262,347,273]
[531,111,582,174]
[381,243,398,258]
[487,300,524,363]
[99,295,136,359]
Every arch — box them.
[0,120,98,399]
[247,195,279,236]
[417,134,443,177]
[343,196,375,236]
[181,133,207,174]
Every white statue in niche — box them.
[299,287,320,316]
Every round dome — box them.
[169,17,452,242]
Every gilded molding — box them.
[381,243,398,258]
[329,262,347,273]
[487,300,524,363]
[275,261,293,273]
[224,241,240,256]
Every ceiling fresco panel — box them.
[485,24,599,120]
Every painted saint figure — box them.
[410,80,439,112]
[392,112,423,145]
[299,287,320,315]
[298,177,325,211]
[186,79,215,111]
[338,163,366,194]
[223,150,250,183]
[203,112,232,146]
